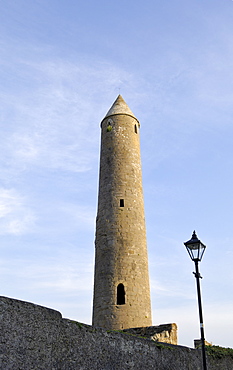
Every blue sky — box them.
[0,0,233,348]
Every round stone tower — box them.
[92,95,152,330]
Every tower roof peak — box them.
[103,95,138,122]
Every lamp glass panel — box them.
[188,242,201,260]
[199,244,206,260]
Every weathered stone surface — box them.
[1,296,233,370]
[194,338,212,348]
[92,95,152,330]
[123,323,178,345]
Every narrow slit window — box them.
[134,124,138,134]
[117,283,125,305]
[120,199,124,207]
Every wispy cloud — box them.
[0,44,140,179]
[0,188,35,235]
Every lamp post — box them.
[184,231,207,370]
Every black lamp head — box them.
[184,230,206,262]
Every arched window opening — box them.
[117,283,125,305]
[134,124,138,134]
[120,199,124,207]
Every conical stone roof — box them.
[102,95,139,123]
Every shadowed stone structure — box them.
[92,95,152,330]
[123,324,178,344]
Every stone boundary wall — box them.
[0,296,232,370]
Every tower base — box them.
[123,323,178,345]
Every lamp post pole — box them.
[184,231,207,370]
[194,259,207,370]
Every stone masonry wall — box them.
[1,296,233,370]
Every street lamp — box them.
[184,231,207,370]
